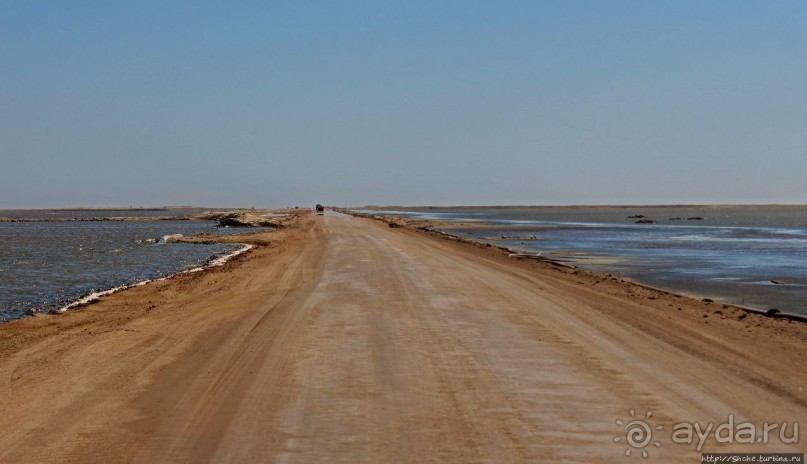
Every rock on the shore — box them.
[216,212,281,228]
[481,234,537,241]
[191,209,300,228]
[162,234,184,243]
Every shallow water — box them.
[365,206,807,315]
[0,220,257,321]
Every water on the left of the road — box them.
[0,220,253,321]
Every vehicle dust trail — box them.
[0,211,803,463]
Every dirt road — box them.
[0,211,804,462]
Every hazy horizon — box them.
[3,1,806,208]
[6,202,807,212]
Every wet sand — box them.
[0,210,804,462]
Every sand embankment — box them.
[0,210,804,463]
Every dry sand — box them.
[0,210,804,463]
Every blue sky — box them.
[1,1,806,208]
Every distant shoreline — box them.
[0,206,243,212]
[354,203,807,210]
[0,217,194,223]
[0,208,276,224]
[0,207,179,213]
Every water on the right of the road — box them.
[364,206,807,315]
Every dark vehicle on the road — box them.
[315,204,324,214]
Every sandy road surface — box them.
[0,211,804,463]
